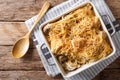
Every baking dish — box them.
[39,1,116,78]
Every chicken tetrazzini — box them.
[43,4,112,71]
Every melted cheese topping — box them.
[43,4,112,71]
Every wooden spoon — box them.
[12,2,50,58]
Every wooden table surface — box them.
[0,0,120,80]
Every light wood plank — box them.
[0,22,27,45]
[0,46,43,70]
[0,0,67,21]
[0,71,101,80]
[0,22,35,47]
[0,0,119,21]
[106,0,120,19]
[0,70,119,80]
[0,71,63,80]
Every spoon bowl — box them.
[12,38,30,58]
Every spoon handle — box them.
[26,2,50,37]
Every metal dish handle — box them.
[102,15,116,36]
[40,43,55,66]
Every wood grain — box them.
[0,22,27,45]
[0,0,119,21]
[0,0,120,80]
[0,46,43,71]
[0,70,119,80]
[0,71,63,80]
[0,22,34,48]
[0,0,66,21]
[106,0,120,19]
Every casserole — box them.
[39,1,116,78]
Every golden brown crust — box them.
[43,4,112,71]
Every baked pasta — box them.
[43,4,112,71]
